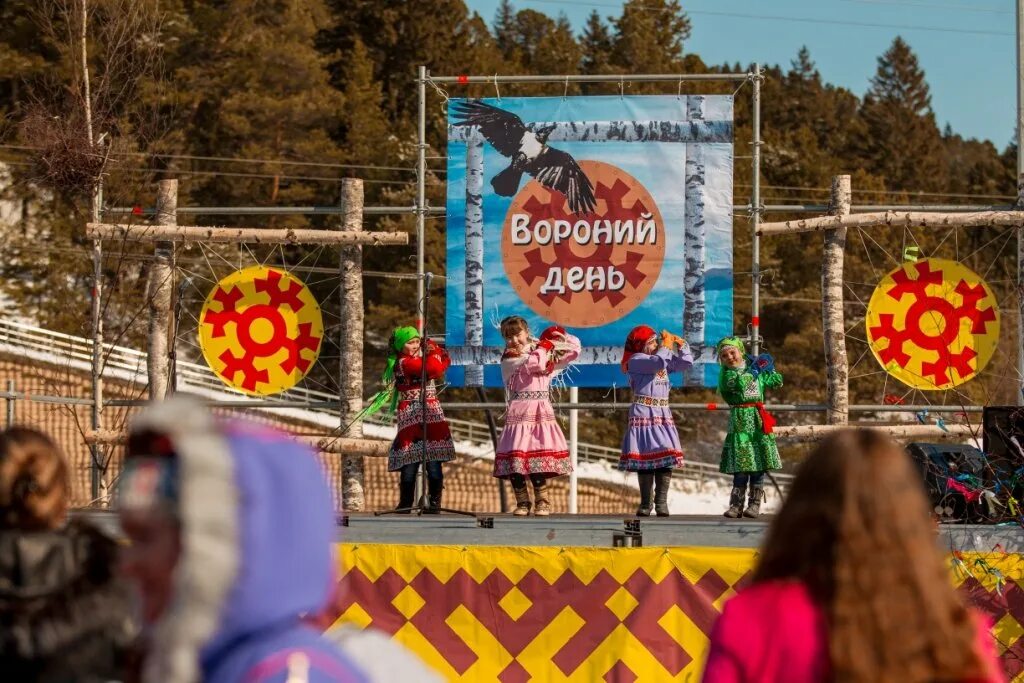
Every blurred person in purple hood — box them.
[118,396,366,683]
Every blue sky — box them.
[465,0,1017,148]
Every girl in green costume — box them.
[716,337,782,518]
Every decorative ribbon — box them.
[945,477,983,503]
[510,391,551,401]
[399,383,437,402]
[633,396,670,408]
[736,402,777,434]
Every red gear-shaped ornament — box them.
[868,261,996,386]
[516,178,649,306]
[201,269,321,392]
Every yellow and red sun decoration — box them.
[865,258,999,390]
[199,266,324,396]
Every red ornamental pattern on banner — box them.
[329,545,1024,681]
[502,160,666,328]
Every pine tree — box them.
[790,46,819,83]
[493,0,518,62]
[0,0,50,126]
[174,0,344,208]
[321,0,507,140]
[339,39,397,167]
[611,0,691,78]
[857,36,946,191]
[580,10,614,75]
[510,11,580,76]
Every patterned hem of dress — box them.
[388,451,456,471]
[389,443,456,467]
[496,448,570,459]
[718,465,782,475]
[493,455,573,478]
[617,454,685,471]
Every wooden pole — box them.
[823,176,850,425]
[339,179,365,511]
[774,423,976,442]
[80,0,107,503]
[757,210,1024,236]
[1017,0,1024,405]
[85,223,408,245]
[147,179,176,400]
[84,430,390,456]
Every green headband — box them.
[382,326,420,381]
[390,326,420,354]
[717,336,746,354]
[374,326,422,416]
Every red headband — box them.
[621,325,658,372]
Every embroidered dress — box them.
[494,334,581,478]
[387,341,456,471]
[618,346,693,471]
[718,363,783,473]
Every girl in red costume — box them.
[379,326,455,513]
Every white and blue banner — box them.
[445,95,734,387]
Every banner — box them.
[445,96,734,387]
[332,544,1024,682]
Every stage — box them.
[77,510,1024,552]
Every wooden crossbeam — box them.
[757,210,1024,237]
[84,430,392,456]
[86,222,409,245]
[774,423,975,442]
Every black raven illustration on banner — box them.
[453,100,597,215]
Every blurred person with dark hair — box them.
[0,426,135,682]
[702,428,1005,683]
[119,396,366,683]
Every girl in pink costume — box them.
[494,316,581,516]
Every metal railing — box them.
[0,318,792,486]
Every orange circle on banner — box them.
[501,160,665,328]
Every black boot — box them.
[654,469,672,517]
[724,485,745,518]
[636,472,654,516]
[396,480,416,514]
[743,486,765,518]
[424,477,443,514]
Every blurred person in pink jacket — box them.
[702,428,1005,683]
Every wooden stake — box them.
[823,176,849,425]
[757,211,1024,236]
[774,423,975,441]
[338,179,366,511]
[84,429,391,456]
[147,179,175,400]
